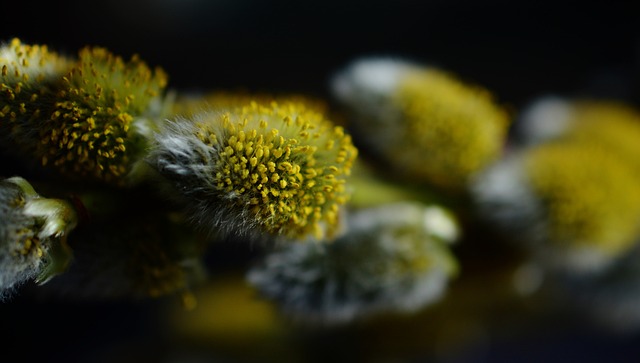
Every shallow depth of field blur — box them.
[2,1,640,363]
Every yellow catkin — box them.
[393,68,510,190]
[525,142,640,256]
[565,101,640,173]
[37,46,167,184]
[196,100,357,240]
[0,38,71,146]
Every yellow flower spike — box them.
[332,58,510,192]
[0,38,72,151]
[473,141,640,273]
[149,99,358,241]
[38,46,168,185]
[526,143,640,260]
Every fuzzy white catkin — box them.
[0,182,46,299]
[0,177,77,299]
[247,202,458,324]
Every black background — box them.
[2,1,640,362]
[3,1,639,109]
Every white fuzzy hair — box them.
[146,113,270,240]
[247,202,456,325]
[331,57,419,152]
[0,181,47,300]
[332,58,413,101]
[514,96,574,145]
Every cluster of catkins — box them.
[3,38,639,328]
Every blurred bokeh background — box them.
[2,1,640,362]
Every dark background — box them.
[3,1,639,109]
[2,1,640,362]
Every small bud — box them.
[0,177,77,299]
